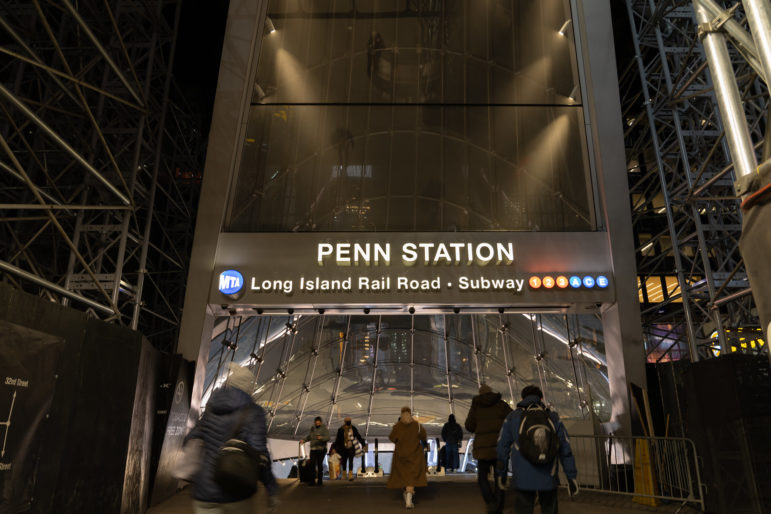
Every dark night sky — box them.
[173,0,231,135]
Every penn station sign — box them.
[210,232,616,309]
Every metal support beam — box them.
[695,0,759,179]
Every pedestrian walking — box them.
[300,416,330,486]
[334,416,366,480]
[185,363,280,514]
[464,383,512,514]
[441,414,463,472]
[496,385,579,514]
[387,407,428,509]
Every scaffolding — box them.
[0,0,203,352]
[620,0,769,362]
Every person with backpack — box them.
[441,414,463,472]
[300,416,330,486]
[496,385,579,514]
[464,383,512,514]
[387,407,428,508]
[333,416,366,480]
[185,363,280,514]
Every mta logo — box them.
[219,270,244,295]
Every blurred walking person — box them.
[387,407,428,509]
[334,416,366,480]
[300,416,330,486]
[441,414,463,472]
[464,383,512,514]
[185,363,280,514]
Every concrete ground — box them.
[148,475,701,513]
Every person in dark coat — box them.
[185,363,279,514]
[333,416,366,480]
[300,416,330,486]
[387,406,428,508]
[464,383,512,514]
[496,385,578,514]
[441,414,463,472]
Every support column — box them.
[695,1,758,180]
[576,0,648,434]
[743,0,771,86]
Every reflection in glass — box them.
[226,0,595,232]
[203,313,610,438]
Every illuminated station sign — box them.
[210,233,615,311]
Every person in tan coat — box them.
[387,407,428,509]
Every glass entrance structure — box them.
[179,0,644,439]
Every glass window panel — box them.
[201,313,612,435]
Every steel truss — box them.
[0,0,203,352]
[621,0,767,361]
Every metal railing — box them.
[560,435,705,512]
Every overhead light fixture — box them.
[568,85,579,101]
[558,19,572,36]
[265,17,276,34]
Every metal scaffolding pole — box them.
[695,0,758,180]
[743,0,771,87]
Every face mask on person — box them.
[345,421,351,426]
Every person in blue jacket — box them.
[495,385,578,514]
[186,363,279,514]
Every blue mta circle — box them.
[569,276,582,288]
[582,276,596,288]
[596,275,609,288]
[219,270,244,295]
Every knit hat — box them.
[479,383,493,395]
[226,362,255,395]
[401,406,411,413]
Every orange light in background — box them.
[556,276,568,288]
[529,276,542,288]
[543,276,555,288]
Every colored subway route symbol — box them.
[529,275,609,289]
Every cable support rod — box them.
[267,316,298,431]
[442,315,454,415]
[499,313,515,404]
[293,315,325,436]
[470,315,482,388]
[252,317,272,385]
[365,315,383,437]
[327,316,351,427]
[410,314,415,413]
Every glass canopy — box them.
[202,313,610,438]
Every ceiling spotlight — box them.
[558,19,572,36]
[568,85,579,101]
[265,17,276,34]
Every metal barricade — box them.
[561,435,705,512]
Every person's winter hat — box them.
[314,416,323,423]
[521,385,544,399]
[401,406,411,413]
[226,362,255,394]
[479,383,493,395]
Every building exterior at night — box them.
[178,0,646,440]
